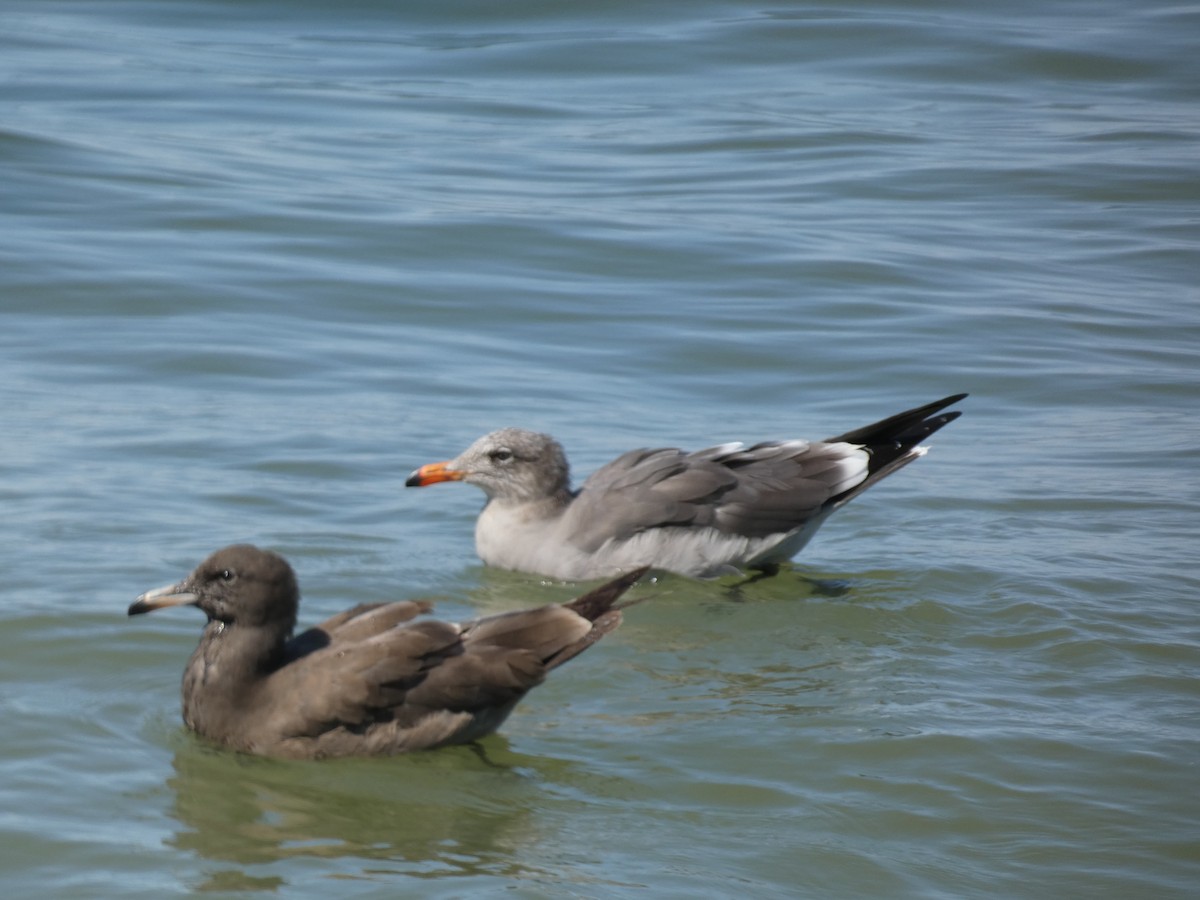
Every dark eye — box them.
[220,569,235,582]
[489,448,514,462]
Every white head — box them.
[407,428,571,503]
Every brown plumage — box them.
[128,544,647,759]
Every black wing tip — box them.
[928,392,968,416]
[828,393,968,447]
[889,399,967,451]
[910,392,969,420]
[921,406,964,435]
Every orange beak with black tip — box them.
[405,461,466,487]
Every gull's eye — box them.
[220,569,235,582]
[489,448,514,463]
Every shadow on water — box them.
[462,559,859,614]
[165,736,574,889]
[721,566,855,603]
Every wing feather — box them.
[561,440,869,548]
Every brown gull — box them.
[128,544,647,759]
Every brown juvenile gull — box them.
[128,544,647,759]
[406,393,966,580]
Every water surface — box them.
[2,1,1198,897]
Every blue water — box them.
[2,1,1198,897]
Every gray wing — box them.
[559,441,868,552]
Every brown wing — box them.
[262,569,643,754]
[389,566,646,721]
[268,607,465,740]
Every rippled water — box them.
[2,1,1198,897]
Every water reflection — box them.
[166,738,572,884]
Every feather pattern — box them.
[128,545,647,759]
[406,394,966,579]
